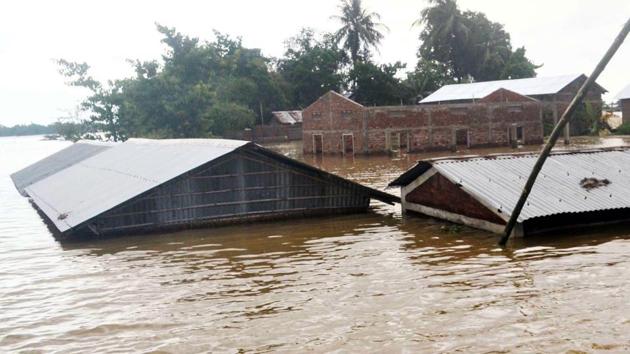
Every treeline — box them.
[0,123,56,137]
[58,0,539,141]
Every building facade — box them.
[302,90,543,154]
[420,74,606,136]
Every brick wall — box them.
[623,99,630,125]
[303,90,543,154]
[228,124,302,143]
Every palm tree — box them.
[331,0,388,63]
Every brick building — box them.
[616,84,630,125]
[302,89,543,154]
[420,74,606,136]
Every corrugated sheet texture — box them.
[272,111,303,124]
[432,148,630,222]
[420,74,581,103]
[616,83,630,100]
[25,139,249,232]
[10,140,113,196]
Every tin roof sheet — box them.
[428,148,630,222]
[615,83,630,100]
[25,138,249,232]
[272,110,303,124]
[10,140,114,196]
[420,74,585,103]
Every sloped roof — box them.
[615,83,630,100]
[390,147,630,222]
[25,138,399,234]
[271,110,303,124]
[25,139,249,232]
[11,140,113,196]
[420,74,604,104]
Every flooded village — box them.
[1,0,630,353]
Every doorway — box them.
[342,134,354,155]
[455,129,469,147]
[313,134,323,154]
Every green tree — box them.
[57,24,286,139]
[277,28,347,108]
[331,0,388,63]
[348,61,408,106]
[415,0,538,83]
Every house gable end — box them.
[405,173,506,225]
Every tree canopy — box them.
[415,0,539,83]
[331,0,388,64]
[54,0,539,140]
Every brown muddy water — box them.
[2,135,630,353]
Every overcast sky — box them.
[1,0,629,126]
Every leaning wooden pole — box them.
[499,18,630,246]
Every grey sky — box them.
[1,0,629,126]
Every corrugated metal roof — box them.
[25,139,249,233]
[417,148,630,222]
[420,74,586,104]
[10,140,113,196]
[615,83,630,100]
[272,110,302,124]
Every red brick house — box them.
[420,74,606,136]
[302,90,543,154]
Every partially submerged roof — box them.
[390,147,630,222]
[615,83,630,100]
[25,139,249,233]
[24,138,399,234]
[10,140,113,196]
[271,110,303,125]
[420,74,605,104]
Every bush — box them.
[614,123,630,135]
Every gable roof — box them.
[615,83,630,100]
[10,140,113,196]
[25,139,249,233]
[420,74,605,104]
[24,138,399,234]
[303,91,364,113]
[271,110,303,124]
[390,147,630,222]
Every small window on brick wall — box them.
[312,111,322,119]
[507,104,523,113]
[341,110,352,117]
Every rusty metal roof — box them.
[420,74,605,104]
[271,110,302,125]
[10,140,113,196]
[391,147,630,222]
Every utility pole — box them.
[499,18,630,246]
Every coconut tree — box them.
[331,0,388,64]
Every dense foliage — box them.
[415,0,539,83]
[52,0,538,140]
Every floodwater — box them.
[2,135,630,353]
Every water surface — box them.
[1,136,630,353]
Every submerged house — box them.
[302,89,543,155]
[389,148,630,237]
[13,139,398,239]
[420,74,606,136]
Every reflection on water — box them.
[1,136,630,353]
